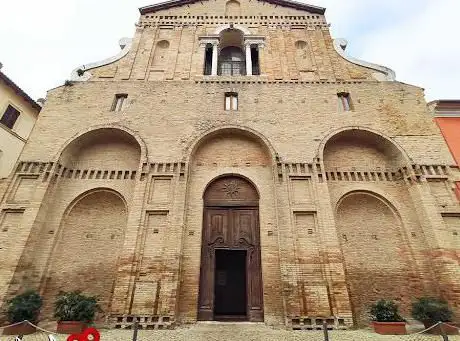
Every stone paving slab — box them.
[1,323,459,341]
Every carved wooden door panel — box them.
[197,208,230,321]
[232,209,263,321]
[198,176,264,322]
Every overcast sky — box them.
[0,0,458,101]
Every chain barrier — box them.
[1,319,459,341]
[400,322,460,341]
[0,321,58,341]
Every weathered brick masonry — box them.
[0,0,459,328]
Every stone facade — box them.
[0,0,459,329]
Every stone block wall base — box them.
[290,316,349,330]
[112,315,174,330]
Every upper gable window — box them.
[295,40,313,71]
[111,94,128,112]
[0,105,21,129]
[152,40,170,70]
[225,0,241,16]
[337,92,352,112]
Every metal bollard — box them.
[132,320,139,341]
[322,321,330,341]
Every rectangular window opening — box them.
[204,44,213,75]
[251,46,260,75]
[111,94,128,112]
[225,92,238,111]
[0,105,21,129]
[337,92,352,112]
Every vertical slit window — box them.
[204,44,213,75]
[251,46,260,75]
[225,92,238,111]
[337,92,352,112]
[111,94,128,112]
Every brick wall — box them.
[41,190,127,320]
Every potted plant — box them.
[412,297,458,335]
[54,291,101,334]
[3,290,43,335]
[369,299,406,335]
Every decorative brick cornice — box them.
[140,0,325,15]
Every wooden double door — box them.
[198,176,264,322]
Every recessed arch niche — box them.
[152,40,170,70]
[323,129,407,172]
[225,0,241,16]
[60,128,141,170]
[192,128,272,167]
[42,189,128,319]
[335,191,412,325]
[294,40,312,70]
[177,127,282,324]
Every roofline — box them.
[428,99,460,105]
[0,71,41,112]
[140,0,326,15]
[428,99,460,109]
[428,99,460,117]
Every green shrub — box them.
[54,291,101,323]
[7,290,43,323]
[370,299,405,322]
[411,297,453,323]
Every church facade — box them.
[1,0,459,329]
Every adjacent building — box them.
[0,0,459,329]
[429,100,460,200]
[0,68,41,178]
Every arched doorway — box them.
[197,175,264,322]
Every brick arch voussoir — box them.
[52,124,148,165]
[184,124,279,164]
[203,172,260,200]
[214,24,251,35]
[63,187,128,219]
[317,126,412,166]
[334,187,404,225]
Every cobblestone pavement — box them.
[1,323,459,341]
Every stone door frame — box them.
[197,175,264,322]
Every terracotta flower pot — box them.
[423,321,459,335]
[2,321,37,335]
[56,321,87,334]
[372,321,407,335]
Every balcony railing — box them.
[218,61,246,76]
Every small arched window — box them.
[225,0,241,16]
[152,40,170,70]
[295,40,308,50]
[295,40,312,70]
[218,46,245,76]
